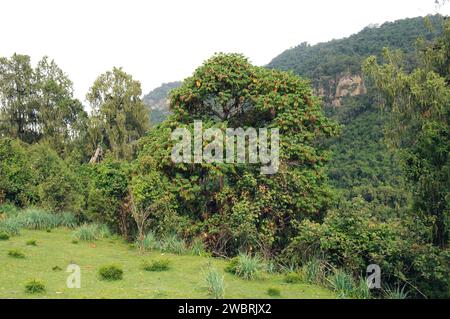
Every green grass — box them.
[0,229,336,299]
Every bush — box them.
[267,287,281,297]
[98,265,123,281]
[327,269,355,298]
[24,280,46,294]
[8,249,25,258]
[0,232,10,240]
[204,268,225,299]
[26,239,37,246]
[284,272,303,284]
[140,232,160,250]
[225,253,264,280]
[142,259,171,272]
[72,223,110,241]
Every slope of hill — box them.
[143,81,181,125]
[267,15,444,106]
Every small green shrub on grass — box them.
[8,249,25,258]
[267,287,281,297]
[26,239,37,246]
[225,253,264,280]
[0,232,9,240]
[284,272,303,284]
[327,269,355,298]
[72,223,110,241]
[204,268,225,299]
[72,239,78,244]
[52,266,62,271]
[98,265,123,281]
[142,259,171,272]
[24,280,46,294]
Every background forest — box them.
[0,15,448,298]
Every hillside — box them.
[267,15,444,106]
[143,81,181,125]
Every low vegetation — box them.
[98,265,124,281]
[24,280,46,294]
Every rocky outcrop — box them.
[315,73,366,107]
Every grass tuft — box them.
[267,287,281,297]
[142,259,171,272]
[26,239,37,246]
[204,267,225,299]
[98,265,123,281]
[24,280,45,294]
[225,253,264,280]
[8,249,25,258]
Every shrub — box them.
[24,280,46,294]
[267,287,281,297]
[204,268,225,299]
[8,249,25,258]
[26,239,37,246]
[52,266,62,271]
[72,223,110,241]
[72,239,79,244]
[142,259,171,272]
[0,217,21,236]
[225,253,264,280]
[20,208,59,230]
[98,265,123,281]
[383,285,409,299]
[284,272,303,284]
[327,269,355,298]
[0,232,9,240]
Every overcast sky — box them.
[1,0,449,102]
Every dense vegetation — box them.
[0,15,448,298]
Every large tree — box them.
[363,20,450,248]
[0,54,87,154]
[86,67,149,161]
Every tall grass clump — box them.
[140,232,160,250]
[8,249,25,258]
[72,223,110,241]
[0,218,21,236]
[383,285,409,299]
[57,212,78,228]
[353,277,372,299]
[159,234,187,255]
[0,204,19,218]
[189,238,206,256]
[225,253,265,280]
[20,208,59,230]
[302,258,326,284]
[204,268,225,299]
[327,269,355,298]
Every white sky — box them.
[1,0,449,103]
